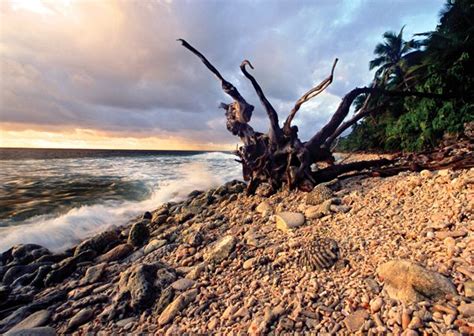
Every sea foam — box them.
[0,161,234,253]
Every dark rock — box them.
[74,230,118,256]
[0,247,14,266]
[188,190,203,199]
[81,263,106,285]
[0,290,66,333]
[0,285,11,302]
[97,243,133,262]
[128,222,149,247]
[152,214,168,226]
[35,253,70,264]
[155,268,177,289]
[116,263,157,311]
[184,230,203,247]
[11,245,50,265]
[143,211,152,220]
[3,264,47,286]
[11,271,38,288]
[6,309,51,333]
[67,308,94,331]
[30,266,52,288]
[44,250,96,286]
[4,326,56,336]
[175,212,194,224]
[155,287,175,314]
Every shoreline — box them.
[0,165,472,335]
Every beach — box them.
[0,160,472,335]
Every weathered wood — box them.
[179,39,462,194]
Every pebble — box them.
[275,212,305,232]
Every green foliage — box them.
[339,0,474,152]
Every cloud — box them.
[0,0,444,148]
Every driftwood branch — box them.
[179,39,461,194]
[240,60,283,143]
[283,58,338,135]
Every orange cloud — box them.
[0,124,233,150]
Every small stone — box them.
[407,316,422,329]
[256,201,272,215]
[370,297,383,313]
[67,308,94,331]
[186,263,206,280]
[343,310,368,333]
[275,212,305,232]
[7,310,51,333]
[171,278,195,291]
[464,280,474,298]
[97,243,133,262]
[458,303,474,317]
[144,239,167,255]
[143,211,152,220]
[420,170,433,178]
[243,257,260,270]
[204,236,237,263]
[81,263,106,284]
[435,229,467,240]
[158,289,196,326]
[403,330,418,336]
[305,200,332,219]
[128,221,150,247]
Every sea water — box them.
[0,148,241,252]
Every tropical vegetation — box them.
[338,0,474,152]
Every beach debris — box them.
[295,237,340,271]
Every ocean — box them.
[0,148,241,253]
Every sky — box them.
[0,0,445,150]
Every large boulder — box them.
[377,260,456,303]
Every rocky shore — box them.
[0,165,473,335]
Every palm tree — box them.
[369,26,421,88]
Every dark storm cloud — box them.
[0,0,444,145]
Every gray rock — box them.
[158,289,197,326]
[128,221,150,247]
[275,212,305,232]
[204,236,237,263]
[7,310,50,333]
[171,278,195,291]
[144,239,167,255]
[155,287,175,314]
[117,263,157,311]
[67,308,94,331]
[5,327,56,336]
[81,263,106,285]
